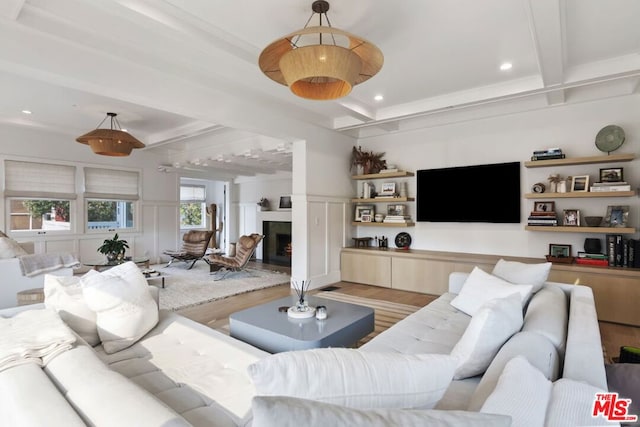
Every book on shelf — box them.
[528,213,557,218]
[379,168,399,173]
[527,221,558,226]
[591,181,628,186]
[375,195,397,199]
[530,154,566,161]
[529,211,558,216]
[533,148,562,155]
[577,252,608,260]
[605,234,640,268]
[575,258,609,267]
[590,185,631,192]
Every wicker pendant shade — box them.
[76,113,145,156]
[259,1,383,101]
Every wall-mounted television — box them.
[416,161,521,223]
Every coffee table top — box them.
[84,257,150,268]
[229,295,374,352]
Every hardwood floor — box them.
[177,262,639,363]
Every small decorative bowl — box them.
[584,216,603,227]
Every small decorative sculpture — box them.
[547,174,561,193]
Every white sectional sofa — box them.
[0,260,615,426]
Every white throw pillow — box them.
[251,396,512,427]
[0,237,28,259]
[450,267,533,316]
[44,273,100,346]
[545,378,613,427]
[480,356,552,427]
[450,293,523,379]
[491,258,551,293]
[248,348,456,409]
[81,262,158,354]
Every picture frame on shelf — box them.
[379,182,396,196]
[360,214,372,223]
[387,204,407,216]
[534,201,555,213]
[599,167,624,183]
[563,209,580,226]
[278,195,292,209]
[570,175,589,192]
[549,243,571,258]
[354,205,374,222]
[604,205,629,227]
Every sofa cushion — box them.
[451,293,523,380]
[96,310,268,427]
[251,396,512,427]
[81,261,158,354]
[0,237,28,259]
[522,284,568,356]
[0,363,86,427]
[248,348,456,409]
[450,267,533,316]
[480,356,552,427]
[468,331,560,411]
[45,343,190,426]
[359,292,470,355]
[545,378,613,427]
[44,273,100,346]
[491,258,551,293]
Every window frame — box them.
[180,184,207,230]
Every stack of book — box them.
[527,211,558,226]
[383,215,411,224]
[590,181,632,192]
[575,252,609,267]
[606,235,640,268]
[530,148,565,161]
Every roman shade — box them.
[84,168,139,200]
[4,160,77,199]
[180,185,206,202]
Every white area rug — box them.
[151,262,290,311]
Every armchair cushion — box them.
[0,237,28,259]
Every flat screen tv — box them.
[416,161,521,223]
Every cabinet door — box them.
[392,258,451,294]
[341,252,391,287]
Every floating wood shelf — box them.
[524,153,635,168]
[525,225,636,234]
[351,171,414,180]
[352,221,415,227]
[525,191,636,199]
[352,197,415,203]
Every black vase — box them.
[584,238,602,254]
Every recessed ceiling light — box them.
[374,94,384,101]
[21,110,32,114]
[500,62,513,71]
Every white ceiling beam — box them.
[525,0,567,106]
[0,0,25,20]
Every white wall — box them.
[355,94,640,258]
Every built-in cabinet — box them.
[351,171,415,227]
[341,247,640,326]
[524,153,636,234]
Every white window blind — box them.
[84,168,140,200]
[4,160,77,199]
[180,185,206,202]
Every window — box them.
[180,185,206,229]
[84,168,139,231]
[4,161,76,233]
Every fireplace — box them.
[263,221,292,266]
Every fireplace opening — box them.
[263,221,292,266]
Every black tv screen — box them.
[416,161,521,223]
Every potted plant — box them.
[351,146,386,175]
[98,233,130,262]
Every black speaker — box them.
[584,238,602,254]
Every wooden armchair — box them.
[163,230,213,269]
[208,233,263,279]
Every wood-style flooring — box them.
[177,261,640,364]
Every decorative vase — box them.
[106,253,117,262]
[375,214,384,222]
[557,180,567,193]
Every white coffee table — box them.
[229,295,374,353]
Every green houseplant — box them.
[98,233,129,262]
